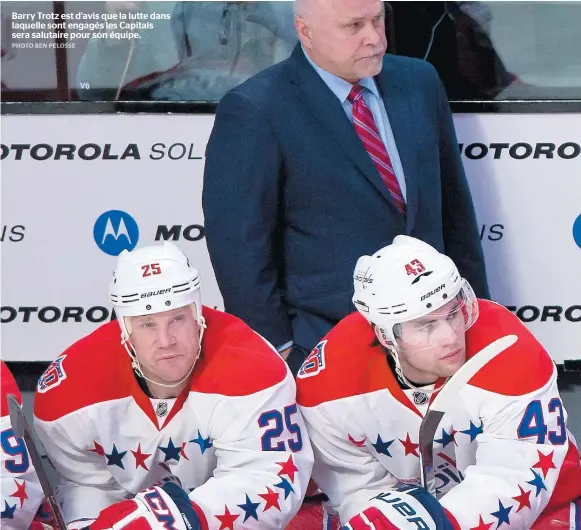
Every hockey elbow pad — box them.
[343,485,456,530]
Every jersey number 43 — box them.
[517,398,566,445]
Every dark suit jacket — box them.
[203,44,489,354]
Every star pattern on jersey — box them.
[526,469,547,497]
[372,434,394,457]
[237,494,260,522]
[276,456,298,482]
[532,450,556,479]
[180,442,190,460]
[460,420,483,442]
[190,430,213,454]
[105,444,127,469]
[0,501,16,519]
[158,438,181,463]
[434,428,457,448]
[490,500,512,528]
[215,505,240,530]
[469,515,494,530]
[258,487,281,512]
[399,433,419,457]
[131,443,151,470]
[274,477,295,499]
[512,485,532,512]
[88,441,105,456]
[10,479,28,507]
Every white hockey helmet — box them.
[109,242,202,341]
[352,235,478,347]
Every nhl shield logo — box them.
[156,401,168,417]
[412,391,429,405]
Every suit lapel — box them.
[288,46,401,208]
[375,61,419,231]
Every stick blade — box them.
[418,409,444,491]
[7,393,25,437]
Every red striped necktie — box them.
[348,84,406,214]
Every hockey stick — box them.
[418,334,518,494]
[7,394,68,530]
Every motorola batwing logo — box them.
[93,210,139,256]
[573,214,581,249]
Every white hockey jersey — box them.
[296,300,581,529]
[34,307,314,529]
[1,361,45,530]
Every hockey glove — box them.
[343,485,456,530]
[87,482,207,530]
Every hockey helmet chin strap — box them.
[389,347,447,394]
[121,315,207,390]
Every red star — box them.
[131,443,152,470]
[180,442,190,461]
[276,455,299,482]
[399,433,419,457]
[470,516,494,530]
[258,487,281,511]
[10,479,28,508]
[87,440,105,456]
[88,441,105,456]
[532,450,556,478]
[215,506,240,530]
[512,485,532,512]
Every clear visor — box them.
[392,286,475,353]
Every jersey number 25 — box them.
[258,404,303,452]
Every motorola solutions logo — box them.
[93,210,139,256]
[574,214,581,249]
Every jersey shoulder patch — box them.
[296,312,400,407]
[467,300,554,396]
[191,307,287,396]
[34,321,134,421]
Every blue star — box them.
[460,421,483,442]
[237,494,260,522]
[527,469,547,497]
[372,435,394,457]
[434,428,456,448]
[105,444,127,469]
[159,438,181,463]
[274,478,295,499]
[490,500,512,527]
[1,501,16,519]
[190,430,213,454]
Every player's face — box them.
[395,299,467,384]
[130,306,201,387]
[296,0,387,83]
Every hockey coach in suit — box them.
[202,0,489,374]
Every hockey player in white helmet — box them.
[34,242,315,530]
[109,242,206,398]
[352,235,479,390]
[296,236,581,530]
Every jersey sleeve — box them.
[440,355,576,528]
[1,362,45,529]
[188,370,314,529]
[300,400,399,524]
[34,402,127,527]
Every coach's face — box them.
[296,0,387,83]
